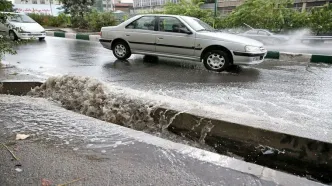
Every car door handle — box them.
[158,37,163,40]
[125,34,130,36]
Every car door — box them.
[155,16,195,57]
[124,16,157,53]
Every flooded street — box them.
[2,37,332,143]
[0,95,296,186]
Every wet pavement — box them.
[3,37,332,143]
[0,95,323,186]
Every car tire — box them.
[112,41,131,60]
[203,50,231,72]
[39,37,45,41]
[9,30,18,41]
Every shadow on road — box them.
[101,56,261,84]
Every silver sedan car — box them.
[100,14,267,72]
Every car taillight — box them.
[99,32,102,36]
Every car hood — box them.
[197,32,263,46]
[9,22,45,32]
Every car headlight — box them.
[245,46,261,53]
[18,30,30,33]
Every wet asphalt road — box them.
[3,37,332,143]
[2,95,314,186]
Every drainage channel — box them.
[0,77,331,184]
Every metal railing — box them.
[300,36,332,43]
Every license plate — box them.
[253,57,260,61]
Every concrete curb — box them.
[0,80,331,184]
[151,108,332,184]
[46,31,100,42]
[266,51,332,64]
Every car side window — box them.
[246,30,257,35]
[258,31,269,36]
[126,16,156,31]
[158,17,190,34]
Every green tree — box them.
[309,3,332,35]
[0,0,16,61]
[60,0,95,18]
[162,0,215,26]
[223,0,307,31]
[60,0,95,28]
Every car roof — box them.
[136,14,195,19]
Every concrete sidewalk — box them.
[0,95,324,186]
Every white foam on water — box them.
[27,75,332,143]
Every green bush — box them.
[84,11,118,31]
[309,4,332,35]
[28,13,70,27]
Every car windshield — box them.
[8,14,36,23]
[182,16,214,31]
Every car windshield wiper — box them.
[196,29,209,32]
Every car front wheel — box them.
[203,50,231,72]
[112,41,131,60]
[9,30,18,41]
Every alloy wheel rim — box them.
[115,44,126,57]
[207,53,225,70]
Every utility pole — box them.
[106,0,109,11]
[49,0,53,16]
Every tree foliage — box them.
[0,0,13,12]
[309,3,332,34]
[161,0,215,25]
[0,0,16,61]
[222,0,308,31]
[85,11,117,31]
[161,0,331,34]
[60,0,95,17]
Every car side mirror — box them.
[180,28,192,35]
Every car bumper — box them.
[17,33,46,39]
[100,38,112,50]
[232,51,267,65]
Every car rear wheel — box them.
[113,41,131,60]
[9,30,18,41]
[203,50,230,72]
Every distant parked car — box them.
[0,12,46,41]
[240,29,289,45]
[100,14,267,72]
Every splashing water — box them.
[28,75,216,151]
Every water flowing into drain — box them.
[27,75,215,151]
[26,75,332,184]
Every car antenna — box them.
[243,23,254,30]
